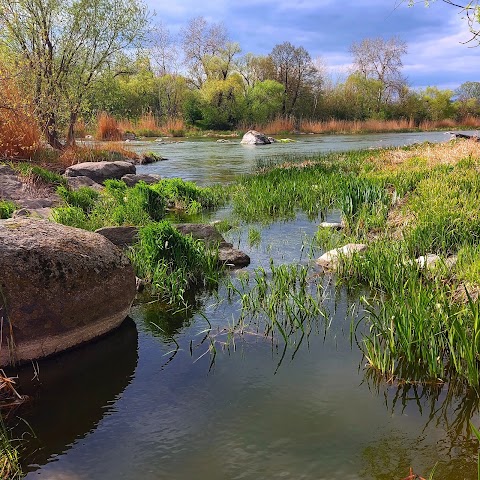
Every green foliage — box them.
[0,200,16,219]
[57,186,99,213]
[129,221,220,304]
[0,417,23,479]
[12,163,66,186]
[245,80,284,124]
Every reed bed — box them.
[117,114,185,137]
[300,118,416,134]
[229,140,480,390]
[0,70,41,159]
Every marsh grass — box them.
[0,201,16,219]
[52,178,226,232]
[229,140,480,389]
[223,261,328,369]
[129,221,221,304]
[0,417,22,479]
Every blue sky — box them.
[148,0,479,90]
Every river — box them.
[17,132,480,480]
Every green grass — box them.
[128,221,221,305]
[52,178,227,232]
[11,162,66,187]
[227,144,480,390]
[0,201,16,219]
[0,417,22,480]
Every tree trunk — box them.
[44,112,65,150]
[66,110,78,147]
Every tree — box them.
[421,86,455,120]
[350,37,407,112]
[407,1,480,44]
[455,81,480,116]
[0,0,148,148]
[245,80,284,124]
[269,42,319,116]
[180,16,229,89]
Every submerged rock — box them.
[316,243,367,270]
[0,219,136,366]
[240,130,272,145]
[64,161,135,184]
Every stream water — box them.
[13,132,480,479]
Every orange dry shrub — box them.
[59,142,139,167]
[96,112,123,141]
[0,69,41,158]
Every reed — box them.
[0,417,22,480]
[96,112,123,141]
[129,221,220,304]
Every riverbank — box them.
[3,138,480,479]
[88,113,480,141]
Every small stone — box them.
[319,222,344,230]
[316,243,367,270]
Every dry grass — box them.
[59,142,138,167]
[96,112,123,141]
[0,70,41,158]
[117,114,185,137]
[248,116,296,135]
[300,118,416,134]
[377,138,480,168]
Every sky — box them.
[146,0,479,91]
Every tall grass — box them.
[129,221,220,304]
[96,112,123,141]
[117,114,185,137]
[0,69,40,158]
[0,417,22,479]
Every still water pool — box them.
[15,132,480,479]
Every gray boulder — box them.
[96,226,139,248]
[240,130,272,145]
[0,218,136,366]
[64,161,136,184]
[66,176,104,191]
[121,173,162,187]
[174,223,227,246]
[218,247,250,268]
[174,223,250,268]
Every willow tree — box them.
[0,0,148,148]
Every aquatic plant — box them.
[129,221,220,304]
[0,417,22,479]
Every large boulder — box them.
[64,161,136,184]
[240,130,272,145]
[0,218,136,366]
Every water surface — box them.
[16,132,480,479]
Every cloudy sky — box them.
[147,0,479,91]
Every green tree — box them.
[0,0,148,148]
[269,42,319,116]
[421,86,456,120]
[245,79,284,124]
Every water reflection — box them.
[12,318,138,471]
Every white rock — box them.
[316,243,367,270]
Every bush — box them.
[0,201,16,219]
